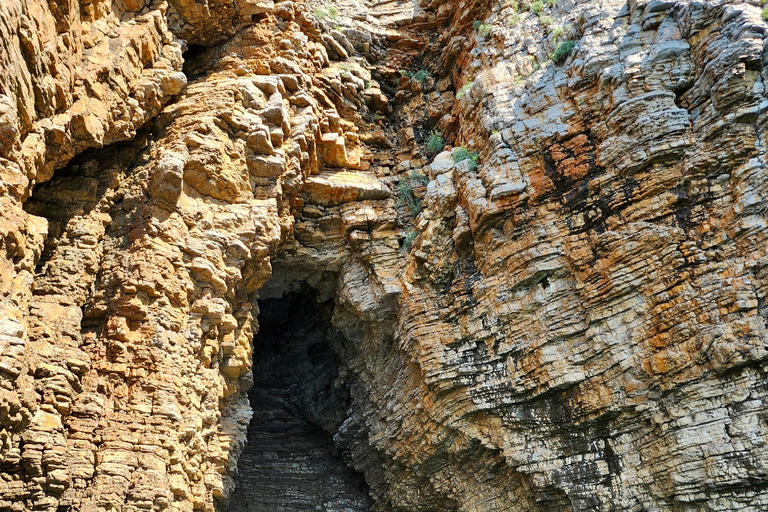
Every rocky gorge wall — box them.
[2,0,768,511]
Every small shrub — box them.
[547,0,556,6]
[426,131,446,154]
[327,6,339,20]
[478,23,492,37]
[763,7,768,21]
[453,147,480,171]
[509,12,520,26]
[403,229,418,251]
[315,8,327,18]
[456,83,471,99]
[540,15,554,26]
[551,39,575,64]
[413,69,430,83]
[550,25,565,41]
[401,69,430,84]
[398,180,422,217]
[472,20,482,30]
[365,81,372,89]
[530,0,544,14]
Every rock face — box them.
[2,0,768,511]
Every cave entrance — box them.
[229,292,372,512]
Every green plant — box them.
[365,81,372,89]
[472,20,491,37]
[403,229,418,251]
[509,12,520,26]
[413,69,430,83]
[453,147,479,171]
[530,0,544,14]
[398,180,422,217]
[426,130,446,154]
[551,39,575,64]
[401,69,430,84]
[333,24,342,30]
[410,170,430,185]
[315,6,339,20]
[456,83,471,99]
[547,0,556,6]
[540,15,554,26]
[763,7,768,21]
[550,25,565,40]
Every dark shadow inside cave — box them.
[229,293,372,512]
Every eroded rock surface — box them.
[2,0,768,511]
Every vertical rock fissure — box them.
[229,293,372,512]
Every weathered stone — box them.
[3,1,768,512]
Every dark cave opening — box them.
[230,293,372,512]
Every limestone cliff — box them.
[2,0,768,511]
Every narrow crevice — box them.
[229,293,372,512]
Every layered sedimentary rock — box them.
[2,0,768,511]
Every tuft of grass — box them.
[763,7,768,20]
[509,12,520,26]
[365,81,372,89]
[453,147,480,171]
[403,229,418,251]
[426,130,446,154]
[540,15,554,26]
[551,39,575,64]
[530,0,544,14]
[456,83,471,99]
[547,0,556,6]
[327,6,339,20]
[409,170,430,186]
[315,8,327,18]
